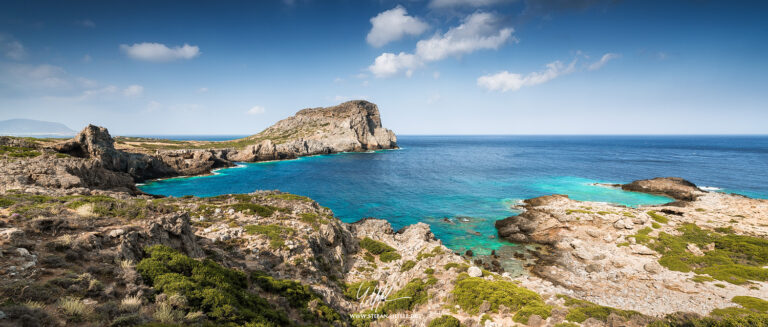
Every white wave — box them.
[700,186,722,191]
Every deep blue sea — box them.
[139,135,768,254]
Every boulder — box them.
[468,266,483,277]
[621,177,704,201]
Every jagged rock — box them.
[117,212,203,262]
[622,177,704,201]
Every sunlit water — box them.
[139,135,768,254]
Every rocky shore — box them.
[2,101,767,326]
[496,177,768,322]
[0,100,397,195]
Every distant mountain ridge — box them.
[0,118,76,136]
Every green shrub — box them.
[424,268,435,275]
[268,193,312,202]
[380,278,429,312]
[732,296,768,313]
[230,203,276,217]
[360,238,396,255]
[647,211,669,224]
[444,263,469,272]
[428,315,461,327]
[136,245,289,326]
[379,251,401,262]
[400,260,416,272]
[416,246,443,260]
[344,281,379,299]
[244,224,295,249]
[360,237,400,262]
[559,295,641,323]
[513,305,553,324]
[638,223,768,284]
[251,271,343,324]
[452,274,545,315]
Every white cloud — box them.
[75,19,96,28]
[416,12,514,61]
[369,12,514,77]
[433,71,441,79]
[82,54,92,63]
[122,85,144,97]
[120,42,200,62]
[197,87,208,92]
[369,52,421,78]
[588,52,619,70]
[247,106,266,115]
[429,0,512,8]
[477,60,576,92]
[0,34,26,60]
[367,6,429,47]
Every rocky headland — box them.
[0,100,397,195]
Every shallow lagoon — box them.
[140,135,768,253]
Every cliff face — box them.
[227,100,397,161]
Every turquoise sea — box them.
[139,135,768,254]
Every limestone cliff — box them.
[226,100,397,161]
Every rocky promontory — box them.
[0,100,398,194]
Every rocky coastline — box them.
[1,101,767,326]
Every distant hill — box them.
[0,119,76,137]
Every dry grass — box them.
[24,300,45,309]
[74,203,96,217]
[153,302,181,323]
[58,296,93,318]
[119,295,143,312]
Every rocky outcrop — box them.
[621,177,704,201]
[495,180,768,317]
[55,125,231,181]
[118,212,204,262]
[227,100,397,161]
[495,194,570,245]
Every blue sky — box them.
[0,0,766,135]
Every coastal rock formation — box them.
[496,178,768,317]
[227,100,397,161]
[1,100,398,194]
[54,125,229,181]
[621,177,704,201]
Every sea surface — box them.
[139,135,768,254]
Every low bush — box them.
[453,274,546,316]
[428,314,461,327]
[559,295,641,323]
[136,245,289,326]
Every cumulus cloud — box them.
[120,42,200,62]
[122,85,144,97]
[415,12,513,61]
[588,52,619,70]
[367,6,429,47]
[429,0,513,8]
[477,60,576,92]
[247,106,265,115]
[368,52,421,78]
[0,34,26,60]
[369,12,514,77]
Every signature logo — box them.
[352,279,411,311]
